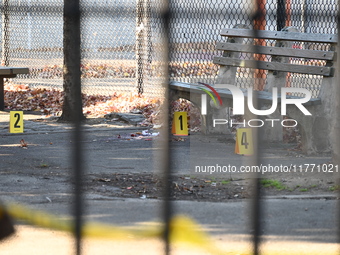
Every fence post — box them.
[144,0,152,79]
[136,0,144,95]
[1,0,9,66]
[136,0,152,95]
[254,0,266,91]
[277,0,286,31]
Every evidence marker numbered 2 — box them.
[9,111,24,133]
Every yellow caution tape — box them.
[1,202,160,239]
[4,202,332,255]
[169,215,235,255]
[0,202,233,254]
[1,203,74,234]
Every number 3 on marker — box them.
[10,111,24,133]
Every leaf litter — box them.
[4,82,200,130]
[5,81,300,145]
[88,173,251,202]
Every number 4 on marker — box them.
[235,128,253,155]
[241,132,249,149]
[9,111,24,133]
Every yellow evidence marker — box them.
[235,128,253,155]
[172,112,188,136]
[9,111,24,133]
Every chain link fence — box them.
[1,0,338,98]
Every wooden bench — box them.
[170,26,338,154]
[0,67,30,111]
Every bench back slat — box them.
[0,67,29,75]
[216,42,335,61]
[213,56,333,76]
[220,28,338,43]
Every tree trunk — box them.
[60,0,84,121]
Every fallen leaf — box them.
[20,139,28,148]
[98,178,111,182]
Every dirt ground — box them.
[2,113,338,204]
[83,115,339,201]
[85,171,339,202]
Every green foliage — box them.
[329,185,340,191]
[221,180,230,185]
[260,179,286,191]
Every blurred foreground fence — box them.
[1,1,340,255]
[0,0,338,97]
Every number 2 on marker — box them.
[10,111,24,133]
[14,113,21,128]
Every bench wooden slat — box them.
[220,29,338,43]
[216,42,335,60]
[0,67,29,75]
[213,56,333,76]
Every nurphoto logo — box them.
[197,82,223,115]
[199,83,312,128]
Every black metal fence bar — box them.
[336,0,340,247]
[248,9,264,253]
[64,0,84,254]
[2,1,340,254]
[160,0,173,254]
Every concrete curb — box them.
[264,194,338,200]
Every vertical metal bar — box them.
[251,2,266,254]
[253,0,266,91]
[250,165,262,255]
[277,0,286,31]
[136,0,144,95]
[285,0,291,27]
[144,0,152,77]
[0,78,4,110]
[1,0,9,66]
[301,0,306,32]
[64,1,83,255]
[159,0,172,254]
[336,0,340,246]
[246,91,262,255]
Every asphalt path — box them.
[0,111,339,254]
